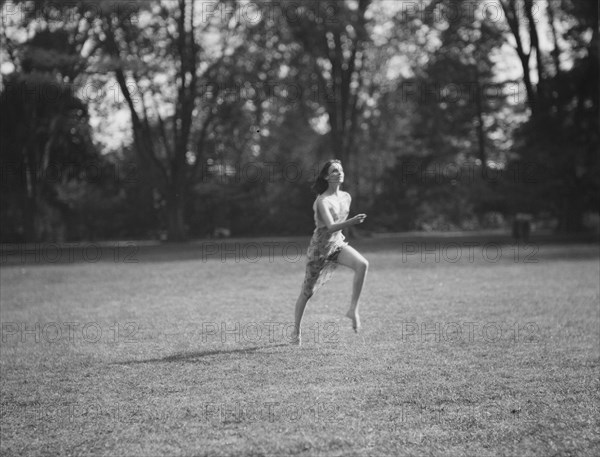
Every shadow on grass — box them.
[113,343,290,365]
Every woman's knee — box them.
[357,258,368,274]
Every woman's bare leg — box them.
[337,245,369,332]
[292,288,312,344]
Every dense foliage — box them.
[1,0,597,241]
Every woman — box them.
[291,159,369,345]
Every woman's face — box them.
[326,162,344,183]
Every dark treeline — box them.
[1,0,598,242]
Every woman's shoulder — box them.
[342,191,351,200]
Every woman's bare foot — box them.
[345,309,361,333]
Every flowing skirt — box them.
[300,227,348,298]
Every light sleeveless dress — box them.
[300,192,350,298]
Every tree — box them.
[1,14,100,242]
[415,0,508,166]
[275,0,372,186]
[498,0,599,230]
[90,0,256,240]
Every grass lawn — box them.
[1,238,599,456]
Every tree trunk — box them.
[546,0,562,77]
[500,0,537,116]
[473,70,486,166]
[23,195,37,242]
[524,0,545,109]
[166,185,187,241]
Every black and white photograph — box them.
[1,0,598,455]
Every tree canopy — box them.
[1,0,598,242]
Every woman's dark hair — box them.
[311,159,341,195]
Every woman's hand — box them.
[350,214,367,225]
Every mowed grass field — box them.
[1,236,599,456]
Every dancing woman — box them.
[291,160,369,345]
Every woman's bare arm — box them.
[317,198,366,233]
